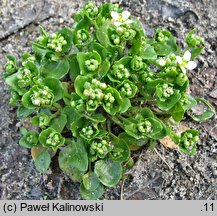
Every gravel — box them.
[0,0,216,200]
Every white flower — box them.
[111,10,133,26]
[158,58,166,67]
[176,51,197,73]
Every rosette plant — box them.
[2,2,215,200]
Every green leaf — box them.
[83,113,106,123]
[58,147,84,182]
[189,98,215,122]
[96,20,110,47]
[167,35,179,54]
[119,97,131,113]
[58,27,73,53]
[62,106,82,128]
[157,90,181,111]
[20,127,28,136]
[42,58,69,79]
[82,172,100,191]
[103,87,124,115]
[42,77,64,102]
[80,183,104,200]
[32,42,51,56]
[34,150,51,173]
[94,159,122,187]
[5,71,26,95]
[146,117,167,139]
[88,42,109,60]
[68,54,80,81]
[17,106,35,119]
[60,139,88,172]
[50,113,67,133]
[191,47,204,60]
[170,102,185,122]
[19,131,38,148]
[155,43,173,56]
[74,75,89,99]
[77,51,102,76]
[22,91,36,109]
[75,14,91,30]
[39,127,65,150]
[109,137,130,162]
[98,59,110,79]
[39,25,48,36]
[140,107,154,118]
[142,44,157,59]
[119,132,148,147]
[183,94,197,110]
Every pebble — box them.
[209,89,217,99]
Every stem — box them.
[116,114,126,122]
[109,116,124,128]
[107,118,111,132]
[53,102,62,111]
[88,160,92,172]
[108,132,118,139]
[131,97,146,103]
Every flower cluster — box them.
[47,33,67,52]
[137,120,153,135]
[76,29,89,44]
[80,125,97,140]
[179,130,199,155]
[4,60,17,75]
[84,2,99,18]
[85,59,99,72]
[112,64,130,80]
[186,29,204,47]
[119,82,133,97]
[90,139,112,158]
[17,68,33,88]
[30,86,54,107]
[38,114,51,128]
[83,79,106,110]
[131,56,144,71]
[155,29,170,43]
[156,83,174,101]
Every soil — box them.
[0,0,216,200]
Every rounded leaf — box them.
[42,77,64,102]
[94,159,122,187]
[80,183,104,200]
[42,58,69,79]
[82,172,100,191]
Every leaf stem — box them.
[109,115,124,128]
[53,102,62,111]
[131,97,146,103]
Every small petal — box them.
[176,56,182,65]
[114,21,122,27]
[122,10,131,21]
[183,51,191,61]
[125,20,133,24]
[111,11,119,20]
[180,66,187,74]
[187,61,197,70]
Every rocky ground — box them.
[0,0,216,200]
